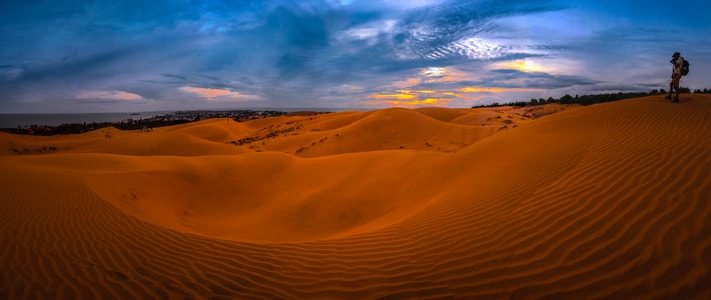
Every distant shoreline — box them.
[0,108,363,128]
[0,110,334,135]
[0,112,172,128]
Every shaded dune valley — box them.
[1,95,711,299]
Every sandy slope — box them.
[1,96,710,299]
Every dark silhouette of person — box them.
[666,52,683,102]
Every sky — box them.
[1,0,710,113]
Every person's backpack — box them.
[681,57,690,76]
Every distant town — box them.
[1,110,326,136]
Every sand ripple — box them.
[1,96,710,299]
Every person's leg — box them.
[672,75,681,101]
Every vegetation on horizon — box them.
[472,87,711,108]
[4,88,710,136]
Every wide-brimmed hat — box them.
[672,52,680,57]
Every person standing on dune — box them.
[666,52,683,102]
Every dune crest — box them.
[1,96,710,298]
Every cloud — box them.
[337,19,397,42]
[493,59,549,73]
[1,0,710,112]
[385,0,565,61]
[181,87,232,99]
[366,86,463,107]
[180,86,260,102]
[369,93,416,100]
[4,0,569,111]
[366,97,446,107]
[459,87,505,93]
[75,90,143,101]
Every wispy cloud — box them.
[75,90,143,101]
[1,0,710,112]
[180,86,260,101]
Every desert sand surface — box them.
[1,96,710,299]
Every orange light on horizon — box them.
[387,99,438,106]
[367,88,463,107]
[392,89,437,94]
[366,97,453,107]
[459,87,506,93]
[369,93,417,100]
[418,98,440,104]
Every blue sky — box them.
[1,0,710,113]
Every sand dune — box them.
[1,95,710,298]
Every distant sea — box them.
[0,112,171,128]
[0,108,362,128]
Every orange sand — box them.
[1,96,710,298]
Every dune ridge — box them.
[1,95,710,298]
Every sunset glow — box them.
[422,67,447,77]
[369,93,417,100]
[495,59,548,73]
[0,0,709,112]
[368,83,544,107]
[75,90,143,101]
[367,88,463,107]
[459,87,506,93]
[367,97,444,106]
[181,87,233,98]
[180,86,258,101]
[2,1,711,299]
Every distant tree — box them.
[650,89,659,95]
[680,86,691,93]
[579,95,593,106]
[560,94,573,104]
[530,98,539,105]
[660,88,667,94]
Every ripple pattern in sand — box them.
[1,96,710,299]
